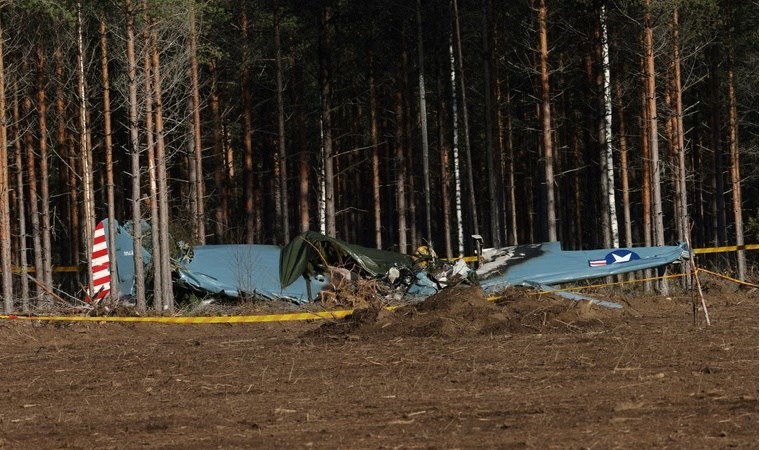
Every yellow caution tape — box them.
[0,305,404,324]
[8,266,81,273]
[0,309,356,324]
[695,268,759,288]
[693,244,759,254]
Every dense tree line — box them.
[0,0,756,312]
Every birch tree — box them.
[449,36,464,256]
[600,4,618,248]
[452,0,479,243]
[318,4,335,237]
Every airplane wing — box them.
[478,241,689,293]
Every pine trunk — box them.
[368,46,382,248]
[708,59,726,245]
[125,0,145,311]
[35,43,53,294]
[240,10,256,243]
[23,71,43,301]
[55,48,77,266]
[438,75,453,258]
[142,13,163,308]
[615,78,632,248]
[726,47,746,280]
[401,38,417,250]
[12,85,29,310]
[294,63,310,234]
[152,28,174,312]
[643,0,667,294]
[671,8,690,282]
[483,0,501,247]
[416,0,432,242]
[78,1,96,302]
[503,78,518,245]
[274,12,289,243]
[538,0,557,242]
[100,16,118,301]
[189,1,205,244]
[210,59,225,242]
[395,61,408,254]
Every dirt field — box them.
[0,281,757,449]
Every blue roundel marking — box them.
[605,250,640,264]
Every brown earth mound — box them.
[489,287,627,333]
[305,285,624,340]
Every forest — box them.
[0,0,756,313]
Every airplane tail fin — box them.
[89,220,111,304]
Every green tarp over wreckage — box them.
[279,231,413,288]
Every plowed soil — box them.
[0,282,757,449]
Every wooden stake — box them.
[685,232,710,326]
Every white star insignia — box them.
[612,253,632,263]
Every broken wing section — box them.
[478,242,689,292]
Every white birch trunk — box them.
[449,40,464,256]
[601,5,619,247]
[318,117,326,235]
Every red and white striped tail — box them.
[89,220,111,303]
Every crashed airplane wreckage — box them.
[90,219,690,308]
